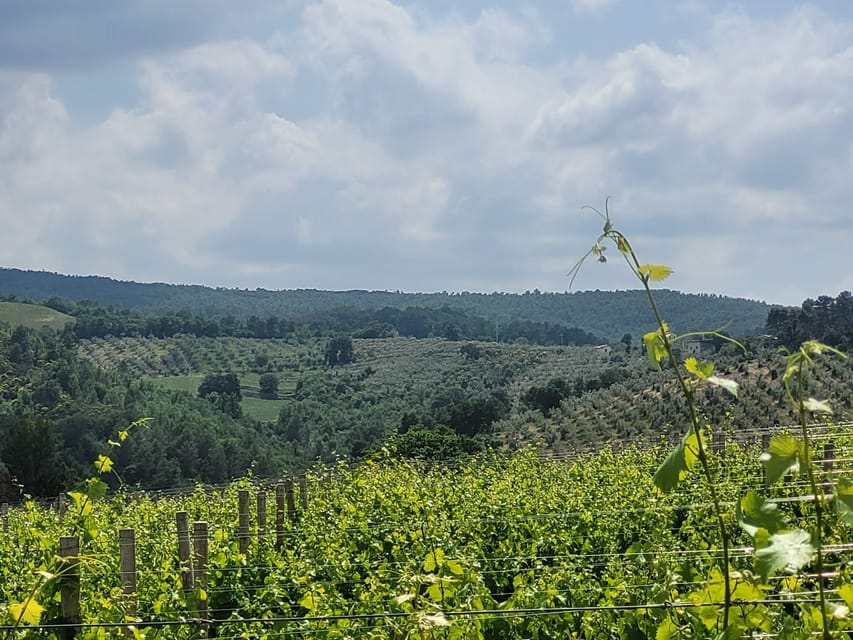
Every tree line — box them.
[766,291,853,350]
[15,296,605,347]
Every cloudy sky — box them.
[1,1,851,305]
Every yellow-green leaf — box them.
[643,330,667,371]
[95,455,114,473]
[760,434,803,486]
[9,599,45,626]
[684,357,714,379]
[835,475,853,527]
[838,583,853,609]
[445,560,464,575]
[638,264,674,282]
[424,549,444,572]
[656,616,679,640]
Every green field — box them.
[150,371,297,422]
[0,301,75,330]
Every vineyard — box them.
[4,427,853,639]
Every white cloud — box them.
[0,2,852,304]
[570,0,617,14]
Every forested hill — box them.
[0,267,770,340]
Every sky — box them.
[1,1,852,306]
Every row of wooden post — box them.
[5,479,309,637]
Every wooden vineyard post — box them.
[298,475,308,513]
[119,528,137,637]
[257,491,267,543]
[59,535,81,640]
[238,489,250,555]
[193,521,209,632]
[176,511,194,592]
[824,441,835,494]
[285,479,296,523]
[275,483,285,550]
[57,493,66,523]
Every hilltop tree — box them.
[325,335,354,367]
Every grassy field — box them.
[0,301,75,330]
[150,371,297,423]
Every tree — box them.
[0,415,65,496]
[325,335,354,367]
[621,333,632,353]
[459,343,482,360]
[259,373,280,399]
[198,372,243,418]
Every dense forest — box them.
[0,267,770,340]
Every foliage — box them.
[258,372,279,399]
[325,335,354,367]
[198,372,243,418]
[0,267,770,341]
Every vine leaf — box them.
[638,264,674,281]
[653,428,705,493]
[643,324,669,371]
[737,490,787,537]
[706,375,739,397]
[754,528,815,582]
[8,599,45,626]
[803,398,833,414]
[834,476,853,527]
[759,434,803,486]
[838,583,853,609]
[656,616,680,640]
[685,357,714,379]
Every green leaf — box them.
[754,528,815,582]
[706,375,739,397]
[838,583,853,609]
[835,476,853,527]
[684,357,714,379]
[760,434,803,486]
[653,428,704,493]
[424,549,444,573]
[638,264,674,281]
[299,591,320,612]
[656,616,679,640]
[85,477,109,500]
[643,328,668,371]
[738,489,787,536]
[445,560,464,576]
[803,398,833,414]
[8,599,45,626]
[67,491,92,516]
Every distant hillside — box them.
[0,267,770,340]
[0,301,75,330]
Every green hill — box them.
[0,301,75,330]
[0,267,770,340]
